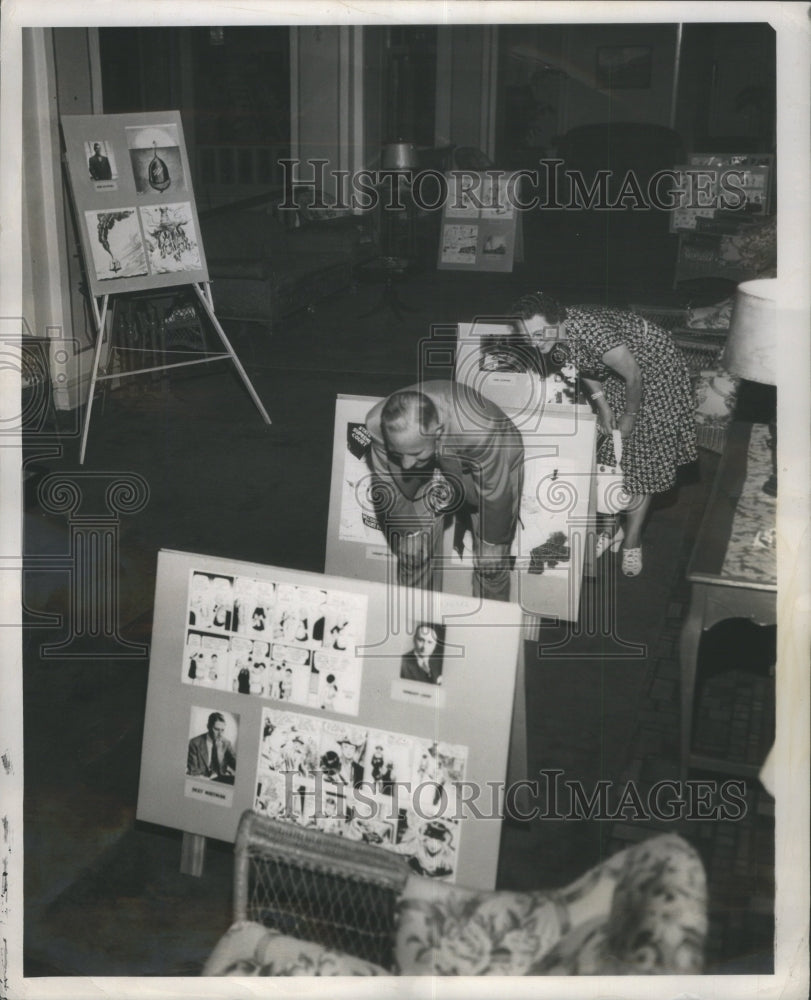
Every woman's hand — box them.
[617,413,637,440]
[596,406,617,437]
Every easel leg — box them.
[79,295,110,466]
[506,615,532,818]
[180,831,206,877]
[192,283,271,425]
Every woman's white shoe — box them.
[596,526,624,558]
[621,546,643,577]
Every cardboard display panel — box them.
[325,392,596,621]
[137,549,522,889]
[61,111,209,295]
[437,172,524,272]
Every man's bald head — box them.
[380,391,442,471]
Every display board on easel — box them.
[136,549,522,890]
[61,111,209,294]
[437,172,524,272]
[61,111,270,463]
[324,390,597,623]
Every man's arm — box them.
[458,413,524,544]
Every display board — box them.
[437,172,524,272]
[61,111,209,296]
[324,392,597,622]
[454,320,592,416]
[669,155,773,233]
[137,549,522,889]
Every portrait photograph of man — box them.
[400,621,446,686]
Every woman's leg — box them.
[623,494,652,549]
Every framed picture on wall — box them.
[595,46,652,89]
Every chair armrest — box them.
[202,921,387,976]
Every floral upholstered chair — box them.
[394,833,707,975]
[202,824,707,977]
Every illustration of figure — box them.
[88,142,112,181]
[96,211,133,273]
[407,821,455,877]
[148,141,171,192]
[330,620,350,651]
[370,745,395,794]
[322,734,364,789]
[320,673,338,711]
[278,667,293,701]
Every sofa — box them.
[202,811,708,977]
[198,194,375,328]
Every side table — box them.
[680,422,777,780]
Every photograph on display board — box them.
[84,139,118,186]
[440,223,478,263]
[399,621,446,686]
[184,706,239,808]
[339,422,383,545]
[84,208,148,281]
[479,327,533,373]
[139,202,202,274]
[125,122,187,195]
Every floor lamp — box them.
[722,278,778,495]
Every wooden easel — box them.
[80,281,271,464]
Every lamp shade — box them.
[381,142,419,170]
[722,278,778,385]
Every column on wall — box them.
[22,28,104,411]
[434,25,499,159]
[290,25,367,206]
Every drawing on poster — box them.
[482,233,507,255]
[339,421,384,544]
[444,175,481,218]
[140,202,202,273]
[440,224,478,263]
[183,570,367,716]
[126,123,186,194]
[84,209,148,281]
[480,174,514,218]
[85,139,117,186]
[516,458,581,575]
[251,707,467,880]
[184,705,239,807]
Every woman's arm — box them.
[601,344,643,440]
[581,374,616,436]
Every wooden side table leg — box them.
[180,832,206,877]
[679,585,707,782]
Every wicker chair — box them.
[202,810,708,977]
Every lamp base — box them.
[762,421,777,497]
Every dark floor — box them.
[22,256,774,977]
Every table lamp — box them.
[722,278,778,495]
[381,141,419,171]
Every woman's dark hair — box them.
[510,291,568,324]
